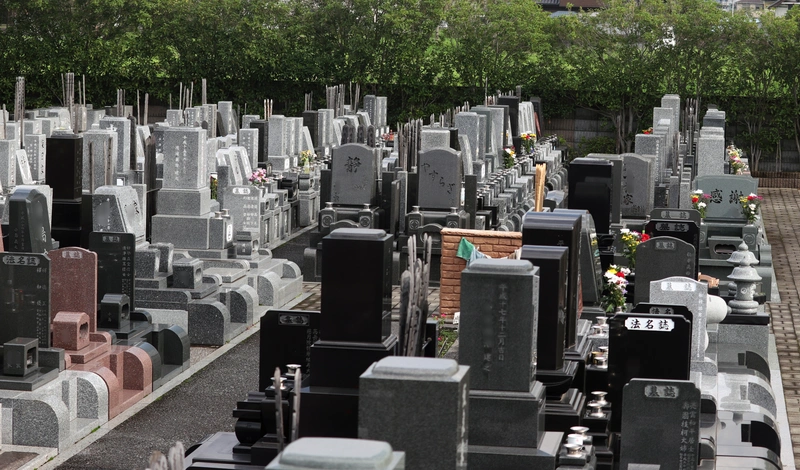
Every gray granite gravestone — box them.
[359,356,469,470]
[697,134,725,176]
[8,186,52,254]
[620,379,700,470]
[82,128,117,192]
[417,148,462,210]
[454,112,481,166]
[330,143,377,205]
[693,175,758,221]
[649,276,709,362]
[459,258,560,468]
[634,237,696,306]
[635,133,664,184]
[621,153,655,218]
[420,128,451,152]
[92,185,146,243]
[268,115,287,156]
[99,116,131,174]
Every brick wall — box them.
[439,228,523,317]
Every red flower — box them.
[615,271,625,278]
[747,195,755,200]
[691,195,699,203]
[641,234,650,242]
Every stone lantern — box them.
[726,241,762,314]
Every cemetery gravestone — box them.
[620,379,701,470]
[633,236,696,306]
[359,357,470,470]
[607,312,692,432]
[0,252,52,348]
[649,276,709,363]
[330,144,377,206]
[417,148,462,210]
[89,232,136,310]
[694,175,758,221]
[50,247,98,331]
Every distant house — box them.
[735,0,767,11]
[539,0,605,13]
[768,0,800,15]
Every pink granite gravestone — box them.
[50,247,98,331]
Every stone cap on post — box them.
[266,437,405,470]
[362,356,468,382]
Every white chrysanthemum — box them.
[620,228,630,234]
[698,202,706,208]
[692,189,704,195]
[749,204,756,210]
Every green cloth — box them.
[456,237,476,261]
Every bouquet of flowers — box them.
[602,265,631,313]
[521,132,536,154]
[619,228,650,269]
[503,146,516,169]
[727,145,748,175]
[300,150,315,169]
[642,127,653,135]
[739,193,763,224]
[691,190,711,219]
[249,168,269,186]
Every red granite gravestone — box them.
[50,247,98,332]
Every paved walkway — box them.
[762,188,800,464]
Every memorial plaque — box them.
[89,232,136,309]
[259,309,321,392]
[224,186,262,234]
[649,276,708,362]
[620,379,701,470]
[0,252,51,348]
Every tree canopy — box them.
[1,0,799,166]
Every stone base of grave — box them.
[298,386,360,439]
[0,368,60,392]
[268,156,291,172]
[184,431,266,470]
[467,431,563,470]
[468,383,547,449]
[0,370,108,451]
[543,388,587,433]
[69,345,152,419]
[536,361,580,398]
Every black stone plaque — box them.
[0,253,51,348]
[89,232,136,309]
[607,312,691,432]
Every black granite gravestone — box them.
[497,96,520,137]
[46,133,83,200]
[259,309,321,392]
[300,228,398,439]
[568,158,612,234]
[320,229,392,343]
[633,236,697,306]
[251,120,269,165]
[607,312,692,432]
[89,231,136,310]
[645,219,700,279]
[0,252,52,348]
[522,211,581,349]
[7,187,52,254]
[520,245,568,371]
